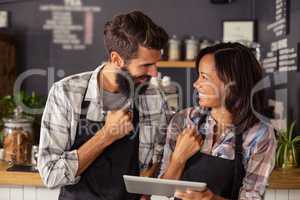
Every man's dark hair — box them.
[104,10,169,62]
[195,42,268,133]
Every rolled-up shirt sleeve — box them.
[239,126,277,200]
[37,83,80,188]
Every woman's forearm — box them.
[161,155,186,180]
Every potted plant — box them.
[276,121,300,169]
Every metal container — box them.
[168,35,181,60]
[185,36,199,60]
[2,107,34,165]
[199,39,212,50]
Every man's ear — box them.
[110,51,125,68]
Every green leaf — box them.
[288,121,296,142]
[4,95,12,100]
[292,136,300,143]
[292,145,298,166]
[283,144,288,165]
[276,144,284,166]
[0,130,3,147]
[278,131,288,144]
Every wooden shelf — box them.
[157,61,195,68]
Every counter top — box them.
[0,161,44,187]
[1,161,300,189]
[268,168,300,189]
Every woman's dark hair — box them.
[104,10,169,62]
[195,42,265,133]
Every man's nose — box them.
[147,65,158,77]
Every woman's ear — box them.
[110,51,125,68]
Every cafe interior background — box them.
[0,0,299,199]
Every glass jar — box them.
[168,35,181,60]
[185,36,199,60]
[199,39,212,50]
[2,106,34,165]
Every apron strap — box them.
[231,132,245,200]
[79,74,93,119]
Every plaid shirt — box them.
[37,64,169,188]
[159,107,277,200]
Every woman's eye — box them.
[201,75,208,80]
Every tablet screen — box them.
[123,175,207,197]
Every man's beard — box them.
[116,68,151,98]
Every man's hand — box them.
[103,109,133,143]
[76,109,133,176]
[172,127,203,165]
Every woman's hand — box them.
[161,127,203,180]
[172,127,203,164]
[175,189,221,200]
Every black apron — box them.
[59,82,140,200]
[178,119,245,200]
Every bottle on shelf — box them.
[146,73,180,115]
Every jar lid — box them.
[185,36,198,43]
[161,76,171,87]
[3,106,34,124]
[169,35,180,44]
[150,77,160,87]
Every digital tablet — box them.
[123,175,207,197]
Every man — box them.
[38,11,169,200]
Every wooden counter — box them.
[0,161,44,187]
[1,160,300,189]
[268,168,300,189]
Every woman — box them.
[159,43,276,200]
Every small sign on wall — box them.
[0,11,8,28]
[297,42,300,71]
[222,20,255,42]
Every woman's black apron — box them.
[178,116,245,200]
[59,80,140,200]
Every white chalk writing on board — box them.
[262,0,297,72]
[40,0,101,51]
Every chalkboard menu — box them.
[262,0,298,72]
[40,0,101,51]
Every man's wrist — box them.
[96,126,114,146]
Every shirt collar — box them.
[84,63,106,104]
[84,63,106,121]
[206,114,235,137]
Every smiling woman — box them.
[194,43,265,133]
[159,42,277,200]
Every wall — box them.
[0,0,299,128]
[0,0,254,107]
